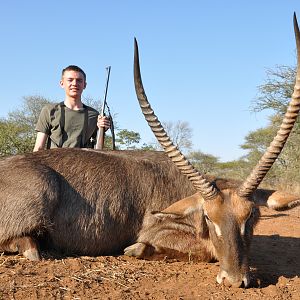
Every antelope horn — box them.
[238,13,300,198]
[133,38,218,200]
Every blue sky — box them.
[0,1,299,161]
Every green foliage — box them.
[251,65,296,114]
[245,64,300,190]
[116,129,141,149]
[0,96,52,156]
[188,150,219,175]
[8,95,52,128]
[214,159,249,181]
[241,126,276,153]
[139,143,158,151]
[0,120,35,156]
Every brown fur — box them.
[0,148,299,287]
[0,148,196,256]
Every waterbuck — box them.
[0,15,299,289]
[124,13,300,287]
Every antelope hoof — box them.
[0,236,41,261]
[23,248,41,261]
[124,242,146,257]
[124,242,154,258]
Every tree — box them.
[139,143,158,151]
[216,159,249,181]
[245,64,300,189]
[152,120,193,152]
[116,129,141,149]
[251,65,296,114]
[0,120,34,156]
[8,95,52,128]
[188,150,219,175]
[0,96,52,156]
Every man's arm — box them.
[33,132,49,152]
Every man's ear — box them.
[59,79,64,88]
[84,81,87,89]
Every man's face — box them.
[60,70,86,99]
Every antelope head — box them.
[133,14,300,287]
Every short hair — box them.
[62,65,86,81]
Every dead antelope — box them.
[0,15,299,290]
[125,13,300,288]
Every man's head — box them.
[62,65,86,81]
[60,65,87,100]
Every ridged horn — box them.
[238,13,300,198]
[133,38,218,200]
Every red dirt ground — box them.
[0,206,300,300]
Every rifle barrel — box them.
[96,66,111,150]
[101,66,111,116]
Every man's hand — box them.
[97,115,111,131]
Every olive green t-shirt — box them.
[35,102,99,148]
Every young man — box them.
[33,65,110,151]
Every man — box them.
[33,65,110,151]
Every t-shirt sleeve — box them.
[35,105,52,134]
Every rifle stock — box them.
[96,126,105,150]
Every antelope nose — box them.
[223,277,250,288]
[217,270,250,288]
[224,278,244,288]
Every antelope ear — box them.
[151,211,184,220]
[253,189,300,210]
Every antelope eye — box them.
[246,208,254,220]
[204,214,211,222]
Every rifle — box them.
[95,66,115,150]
